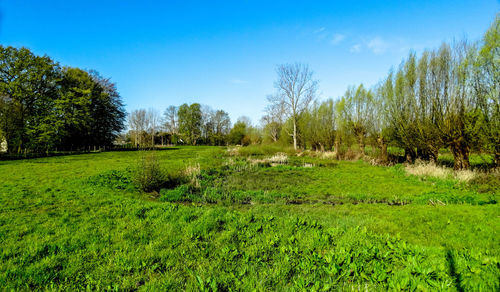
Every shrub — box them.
[133,152,185,192]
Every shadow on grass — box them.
[446,249,464,292]
[0,146,180,161]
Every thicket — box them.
[0,46,126,154]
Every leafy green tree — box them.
[212,109,231,145]
[229,120,247,145]
[301,99,336,151]
[473,15,499,166]
[57,67,94,149]
[178,103,202,145]
[87,70,126,147]
[0,46,61,153]
[373,74,394,162]
[342,84,375,155]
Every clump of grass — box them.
[454,169,478,183]
[343,149,364,160]
[405,160,483,183]
[246,152,288,167]
[268,152,288,165]
[226,146,240,156]
[405,160,451,179]
[184,163,201,188]
[320,151,336,159]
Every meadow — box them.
[0,146,499,291]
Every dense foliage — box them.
[0,46,126,154]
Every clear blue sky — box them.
[1,0,498,125]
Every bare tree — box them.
[164,105,178,135]
[262,94,286,142]
[270,63,318,149]
[128,109,147,146]
[147,108,160,147]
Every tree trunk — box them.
[358,135,365,155]
[335,139,341,160]
[404,148,416,163]
[450,142,470,170]
[293,120,297,150]
[495,139,500,168]
[378,136,388,163]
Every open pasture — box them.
[0,147,498,290]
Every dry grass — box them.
[405,160,483,182]
[184,163,201,188]
[247,152,289,167]
[268,152,288,164]
[454,169,478,183]
[321,151,336,159]
[226,146,241,156]
[405,160,451,179]
[343,149,363,161]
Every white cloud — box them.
[367,36,390,54]
[330,33,345,45]
[350,44,361,53]
[230,79,248,85]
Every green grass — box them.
[0,146,498,290]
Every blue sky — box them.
[1,0,498,124]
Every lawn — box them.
[0,146,498,290]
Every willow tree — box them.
[269,63,318,150]
[386,55,419,162]
[373,73,394,162]
[430,42,484,169]
[301,99,336,151]
[334,97,350,159]
[413,50,442,161]
[342,84,375,155]
[473,15,499,166]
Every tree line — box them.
[127,16,497,170]
[127,104,262,147]
[261,16,498,169]
[2,16,496,170]
[0,46,126,154]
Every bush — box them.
[133,152,184,192]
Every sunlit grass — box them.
[0,146,498,290]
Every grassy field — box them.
[0,146,499,290]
